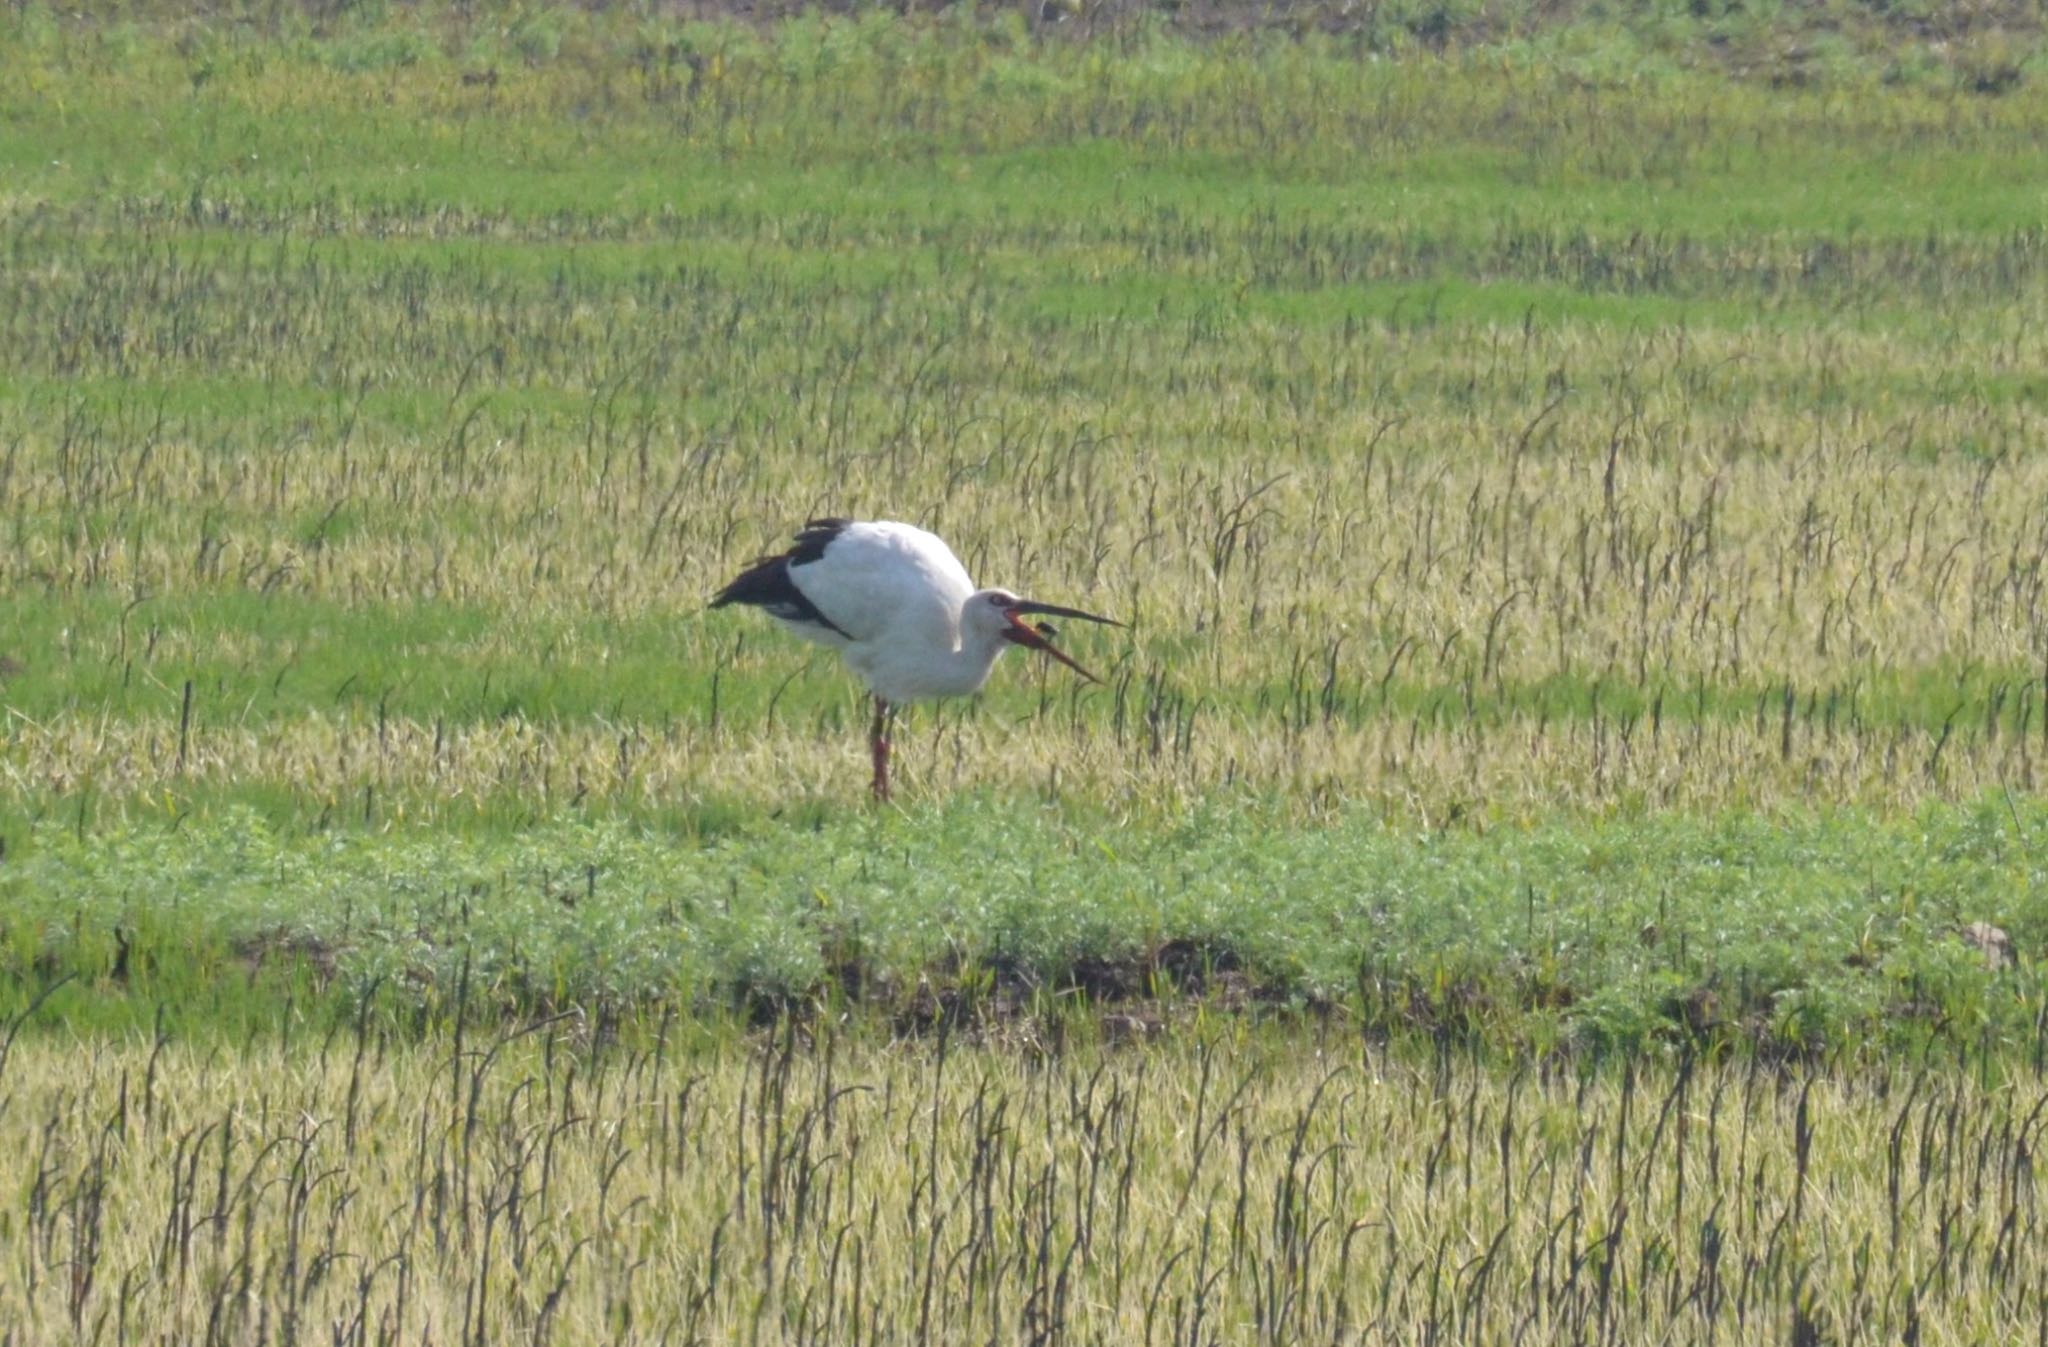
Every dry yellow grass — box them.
[4,690,2038,824]
[3,1023,2043,1344]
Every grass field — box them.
[5,0,2048,1037]
[5,2,2048,1335]
[8,1021,2048,1344]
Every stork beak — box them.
[1000,599,1120,683]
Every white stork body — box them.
[753,521,991,700]
[711,518,1118,799]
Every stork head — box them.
[968,589,1121,683]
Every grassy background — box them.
[8,7,2048,1341]
[5,0,2048,1048]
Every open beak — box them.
[999,599,1121,684]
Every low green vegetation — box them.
[6,795,2045,1060]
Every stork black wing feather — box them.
[789,517,852,567]
[709,518,855,638]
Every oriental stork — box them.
[710,518,1120,800]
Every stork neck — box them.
[944,624,1009,693]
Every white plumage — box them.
[711,518,1119,799]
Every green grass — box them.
[6,794,2045,1060]
[10,5,2048,1340]
[6,0,2048,1055]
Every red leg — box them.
[869,697,891,802]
